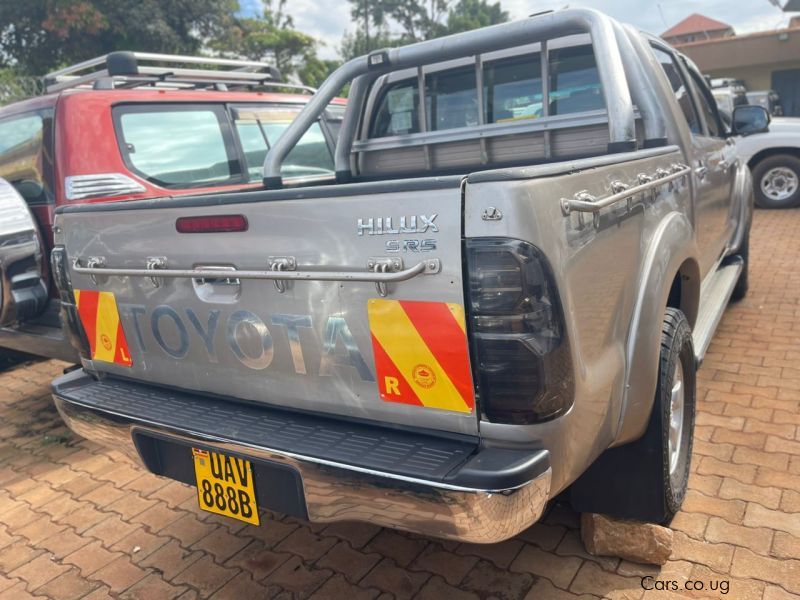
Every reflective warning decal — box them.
[368,299,474,413]
[74,290,133,367]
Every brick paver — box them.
[0,209,798,598]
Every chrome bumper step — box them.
[51,369,552,543]
[693,258,742,364]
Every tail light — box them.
[466,238,573,424]
[51,246,91,360]
[176,214,248,233]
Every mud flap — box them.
[568,407,667,523]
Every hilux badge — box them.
[357,214,438,236]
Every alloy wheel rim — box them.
[761,167,799,201]
[668,360,685,477]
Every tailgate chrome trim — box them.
[53,370,551,543]
[72,258,441,284]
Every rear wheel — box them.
[569,308,696,524]
[657,308,696,521]
[753,154,800,209]
[730,230,749,302]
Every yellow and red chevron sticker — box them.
[368,299,474,413]
[74,290,133,367]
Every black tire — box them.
[752,154,800,209]
[569,308,696,524]
[730,230,749,302]
[655,308,696,522]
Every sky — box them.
[240,0,794,60]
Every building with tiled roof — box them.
[662,13,735,45]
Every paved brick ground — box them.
[0,209,799,599]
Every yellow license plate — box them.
[192,448,260,525]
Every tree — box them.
[339,28,399,61]
[445,0,508,34]
[342,0,509,58]
[211,0,316,79]
[347,0,394,54]
[382,0,449,42]
[0,0,238,75]
[297,55,340,89]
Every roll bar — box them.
[263,8,652,188]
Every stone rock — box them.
[581,513,673,566]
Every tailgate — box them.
[56,181,478,436]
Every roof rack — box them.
[43,51,315,95]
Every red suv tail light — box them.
[465,238,574,424]
[65,173,145,201]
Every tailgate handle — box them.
[72,257,441,293]
[368,257,402,297]
[268,256,296,293]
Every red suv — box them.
[0,52,343,363]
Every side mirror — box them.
[732,105,770,136]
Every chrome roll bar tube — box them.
[264,8,642,188]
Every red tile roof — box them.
[662,13,733,38]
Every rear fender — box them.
[614,211,698,445]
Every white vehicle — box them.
[735,116,800,208]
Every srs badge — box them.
[368,299,474,413]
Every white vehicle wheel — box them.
[761,167,798,202]
[753,154,800,209]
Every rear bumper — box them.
[52,369,551,543]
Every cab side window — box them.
[0,110,54,204]
[651,46,701,135]
[115,105,241,188]
[685,68,723,137]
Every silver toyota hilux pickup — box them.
[49,9,768,543]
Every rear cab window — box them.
[113,103,335,189]
[232,106,335,181]
[369,44,604,138]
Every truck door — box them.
[651,45,735,277]
[683,66,738,261]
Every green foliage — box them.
[445,0,508,34]
[0,0,238,75]
[297,56,341,89]
[0,0,511,93]
[210,0,317,78]
[0,69,42,106]
[339,28,401,60]
[382,0,449,42]
[344,0,509,56]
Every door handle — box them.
[695,164,708,180]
